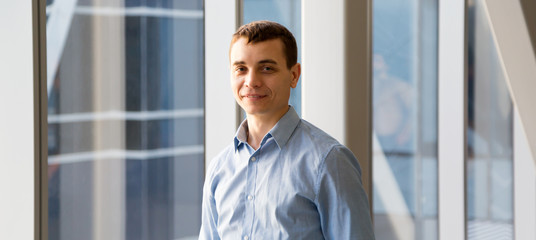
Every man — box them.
[199,20,374,239]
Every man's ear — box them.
[290,63,301,88]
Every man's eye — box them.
[236,67,245,72]
[262,66,273,71]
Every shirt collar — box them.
[234,119,249,150]
[233,106,301,151]
[269,106,300,149]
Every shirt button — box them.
[247,195,253,201]
[251,157,256,162]
[243,236,249,240]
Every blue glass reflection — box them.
[47,1,204,239]
[372,0,438,239]
[466,0,514,238]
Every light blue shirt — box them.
[199,106,374,239]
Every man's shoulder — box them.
[297,119,361,174]
[292,119,344,155]
[206,143,235,174]
[214,143,235,161]
[297,119,340,144]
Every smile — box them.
[243,94,267,99]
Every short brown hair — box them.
[231,20,298,69]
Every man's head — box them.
[230,20,298,69]
[229,21,301,119]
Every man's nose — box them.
[245,71,262,88]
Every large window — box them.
[46,0,204,239]
[466,0,514,238]
[242,0,302,115]
[372,0,438,239]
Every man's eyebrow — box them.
[232,61,246,66]
[258,59,277,64]
[232,59,278,66]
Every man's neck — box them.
[246,106,289,150]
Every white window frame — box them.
[204,0,240,167]
[514,108,536,240]
[438,0,466,239]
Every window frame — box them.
[438,0,467,239]
[34,0,49,238]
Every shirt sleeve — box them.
[198,160,221,240]
[314,145,375,239]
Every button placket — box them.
[243,151,257,238]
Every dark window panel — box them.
[48,162,95,240]
[126,16,143,112]
[146,17,163,111]
[126,120,142,150]
[172,18,204,109]
[126,160,144,240]
[173,154,204,238]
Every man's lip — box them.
[242,94,267,98]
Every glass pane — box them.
[46,1,204,239]
[372,0,438,239]
[466,0,514,238]
[242,0,302,116]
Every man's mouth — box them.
[243,94,266,99]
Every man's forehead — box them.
[231,37,283,50]
[230,38,285,64]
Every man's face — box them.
[229,37,300,119]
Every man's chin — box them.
[242,106,289,119]
[243,108,266,116]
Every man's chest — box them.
[213,150,322,238]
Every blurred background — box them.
[3,0,528,239]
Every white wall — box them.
[0,2,35,239]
